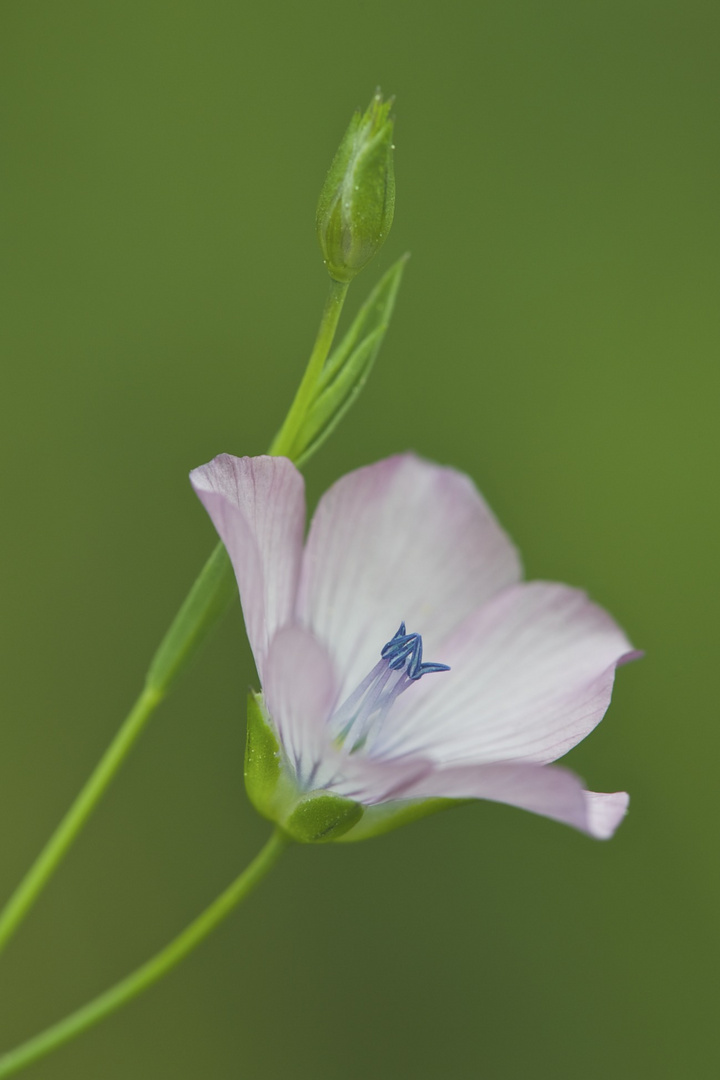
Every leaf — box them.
[291,253,409,466]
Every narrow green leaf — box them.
[291,253,409,466]
[319,251,408,390]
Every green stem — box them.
[269,278,349,457]
[0,543,237,958]
[0,829,290,1078]
[0,277,348,957]
[145,541,237,695]
[0,686,161,956]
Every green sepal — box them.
[293,254,408,467]
[244,691,282,821]
[336,796,471,842]
[315,113,362,263]
[285,792,364,843]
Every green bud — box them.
[316,91,396,283]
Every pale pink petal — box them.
[190,455,305,679]
[400,761,629,839]
[297,454,522,701]
[319,749,432,806]
[263,626,338,785]
[583,790,630,839]
[374,582,635,765]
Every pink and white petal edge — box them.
[377,581,637,767]
[400,761,629,839]
[190,454,305,680]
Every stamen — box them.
[330,622,450,755]
[381,623,451,680]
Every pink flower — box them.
[191,453,637,842]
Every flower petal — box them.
[297,454,522,700]
[318,749,431,807]
[583,790,631,840]
[190,455,305,679]
[374,581,635,765]
[263,625,338,783]
[401,761,629,839]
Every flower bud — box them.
[316,91,396,283]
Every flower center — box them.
[331,623,450,754]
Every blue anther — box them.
[412,661,451,680]
[407,635,423,678]
[381,624,417,669]
[380,623,450,681]
[387,640,416,670]
[380,623,409,656]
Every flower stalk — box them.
[0,688,162,956]
[0,829,290,1078]
[0,543,238,956]
[269,277,349,458]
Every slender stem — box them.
[270,278,349,457]
[144,541,237,696]
[0,543,238,959]
[0,829,291,1078]
[0,278,349,957]
[0,686,162,956]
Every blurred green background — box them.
[1,1,717,1077]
